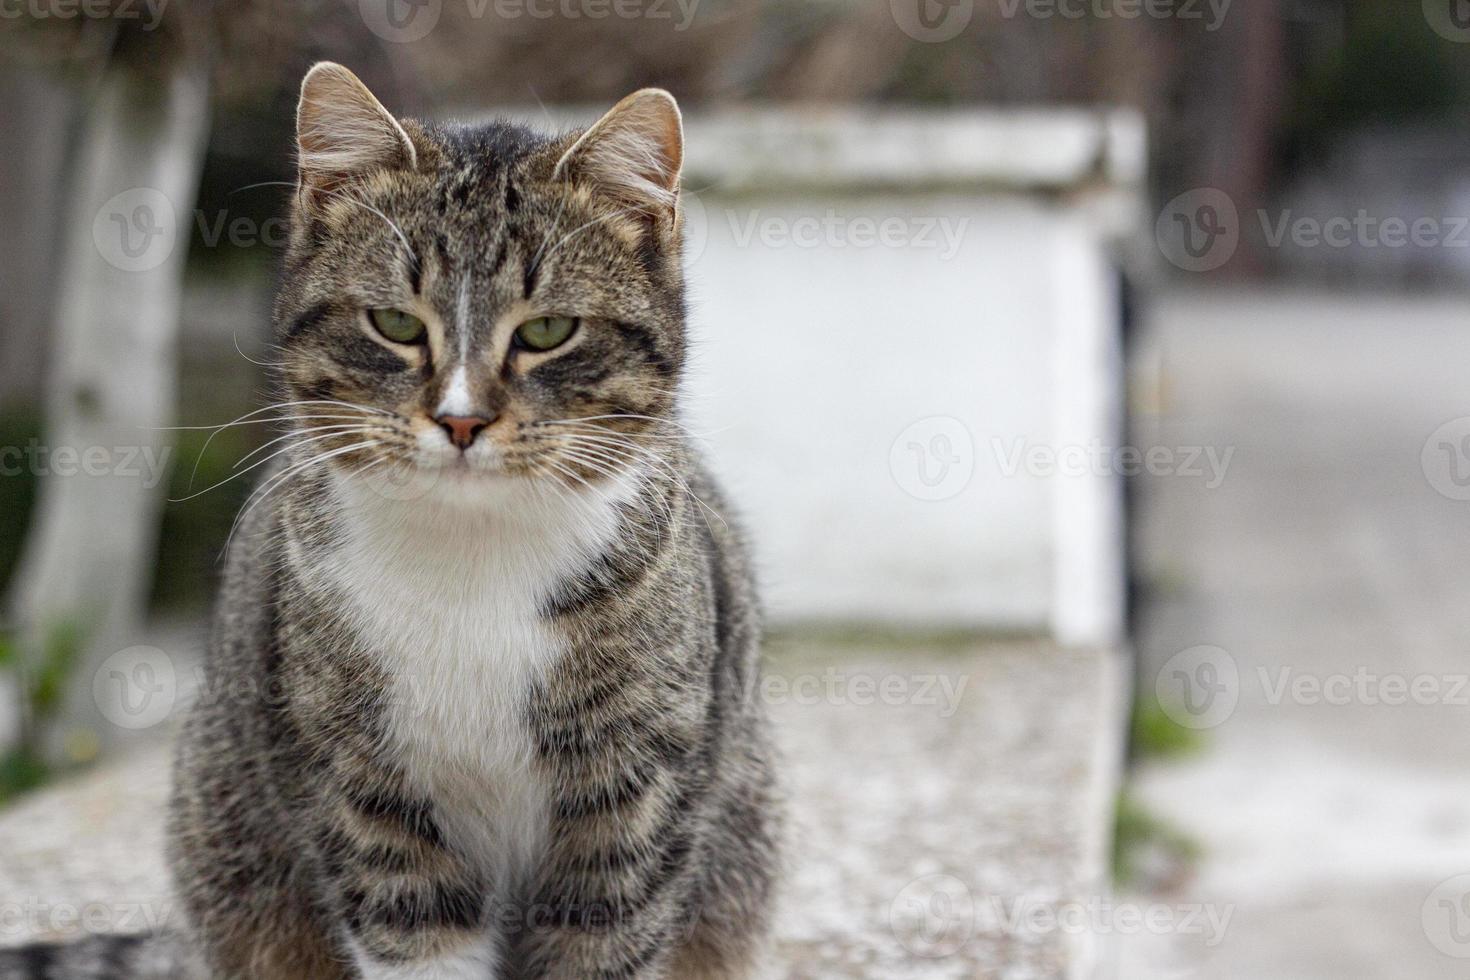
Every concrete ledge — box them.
[483,106,1146,194]
[0,638,1124,978]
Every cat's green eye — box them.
[369,308,427,344]
[514,316,578,352]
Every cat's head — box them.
[273,62,687,495]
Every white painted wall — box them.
[683,193,1057,629]
[496,106,1145,643]
[675,112,1142,642]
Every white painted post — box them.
[1048,215,1126,648]
[6,54,210,748]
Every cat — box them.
[0,62,780,980]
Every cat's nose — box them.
[435,414,492,450]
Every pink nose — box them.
[435,414,491,450]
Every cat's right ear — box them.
[296,62,415,210]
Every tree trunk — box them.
[6,47,210,755]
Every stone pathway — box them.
[0,638,1123,978]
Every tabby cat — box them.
[1,62,780,980]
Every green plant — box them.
[1129,692,1203,762]
[0,620,87,805]
[1112,790,1200,890]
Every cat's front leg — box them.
[350,937,499,980]
[518,771,701,979]
[520,887,688,980]
[312,773,499,979]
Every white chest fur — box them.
[322,472,632,889]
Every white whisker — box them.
[172,428,385,503]
[222,440,382,559]
[233,424,389,470]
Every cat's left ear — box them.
[554,89,683,224]
[295,62,416,209]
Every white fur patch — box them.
[351,935,499,980]
[324,470,640,897]
[436,365,474,418]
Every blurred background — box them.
[3,1,1470,977]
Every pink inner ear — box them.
[297,65,415,195]
[558,92,683,217]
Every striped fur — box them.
[161,64,780,980]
